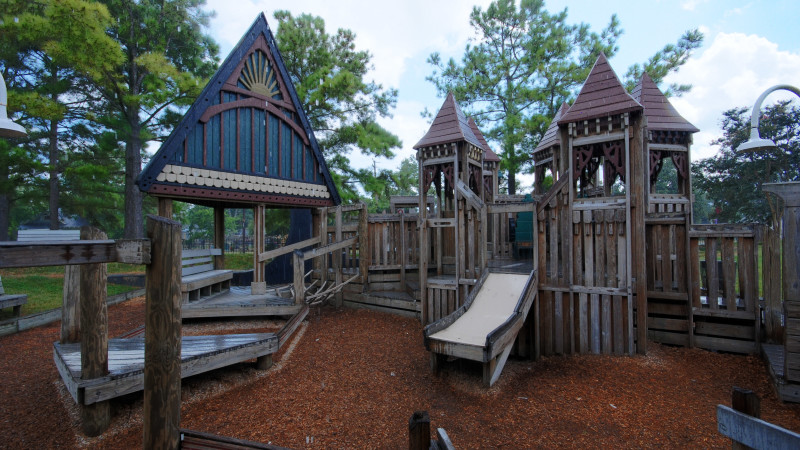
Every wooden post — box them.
[731,387,761,450]
[629,114,648,355]
[158,197,173,219]
[79,226,110,437]
[408,411,431,450]
[213,206,225,270]
[358,204,369,285]
[400,210,407,288]
[334,205,343,307]
[144,215,183,449]
[61,265,80,344]
[293,250,305,305]
[252,204,265,284]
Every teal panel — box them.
[206,115,220,168]
[294,134,303,179]
[188,123,203,165]
[223,111,236,170]
[281,123,291,178]
[254,109,265,174]
[305,145,314,181]
[239,108,252,172]
[268,114,279,177]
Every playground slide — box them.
[424,270,538,387]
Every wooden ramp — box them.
[424,270,537,387]
[182,286,301,319]
[54,306,307,406]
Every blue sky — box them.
[205,0,800,192]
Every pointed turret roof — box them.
[467,117,500,162]
[534,102,570,153]
[631,73,699,133]
[414,92,482,149]
[558,53,642,125]
[137,13,340,206]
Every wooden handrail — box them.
[257,236,321,263]
[0,239,151,268]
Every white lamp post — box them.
[736,84,800,153]
[0,71,27,138]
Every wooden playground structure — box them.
[3,12,800,446]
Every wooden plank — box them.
[695,321,754,340]
[302,237,358,260]
[61,265,81,344]
[706,238,719,309]
[694,335,756,354]
[257,236,321,263]
[717,405,800,449]
[0,239,150,268]
[721,237,736,310]
[182,248,222,258]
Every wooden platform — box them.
[182,286,301,319]
[762,343,800,403]
[54,307,307,406]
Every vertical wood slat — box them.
[359,204,369,285]
[80,226,110,437]
[144,216,182,449]
[690,238,701,308]
[334,206,343,307]
[722,238,736,310]
[606,210,620,354]
[707,238,719,309]
[664,225,674,292]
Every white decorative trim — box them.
[158,165,330,198]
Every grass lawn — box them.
[0,253,254,321]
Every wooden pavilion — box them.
[138,13,342,316]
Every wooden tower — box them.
[414,93,487,325]
[138,13,340,285]
[632,72,700,348]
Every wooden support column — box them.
[158,197,173,219]
[61,265,80,344]
[252,204,266,285]
[293,250,305,305]
[400,210,407,288]
[79,226,110,437]
[629,114,648,354]
[358,204,369,285]
[419,155,429,324]
[144,215,183,449]
[319,207,329,285]
[213,206,225,270]
[333,205,343,307]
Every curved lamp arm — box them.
[738,84,800,152]
[0,71,28,138]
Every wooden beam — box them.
[408,411,431,450]
[144,215,183,449]
[257,236,321,263]
[717,405,800,449]
[0,240,150,268]
[213,206,225,270]
[302,237,358,260]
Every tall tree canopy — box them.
[0,0,123,238]
[692,100,800,225]
[97,0,219,238]
[427,0,702,194]
[273,10,401,202]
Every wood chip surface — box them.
[1,297,799,448]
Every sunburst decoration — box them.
[239,50,280,98]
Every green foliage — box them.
[623,29,703,96]
[692,101,800,225]
[273,10,401,203]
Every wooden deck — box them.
[182,286,301,319]
[762,344,800,403]
[54,306,307,406]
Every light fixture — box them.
[736,84,800,153]
[0,72,27,138]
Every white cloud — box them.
[665,32,800,161]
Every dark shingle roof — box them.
[534,102,570,153]
[414,92,483,150]
[467,117,500,162]
[558,53,642,125]
[631,72,699,133]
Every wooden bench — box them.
[181,248,233,303]
[0,277,27,317]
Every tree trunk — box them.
[508,169,516,195]
[49,118,60,230]
[123,110,143,239]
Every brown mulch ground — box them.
[1,297,800,449]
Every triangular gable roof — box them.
[558,53,642,125]
[138,13,341,207]
[414,92,482,149]
[631,72,699,133]
[467,117,500,162]
[534,102,570,153]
